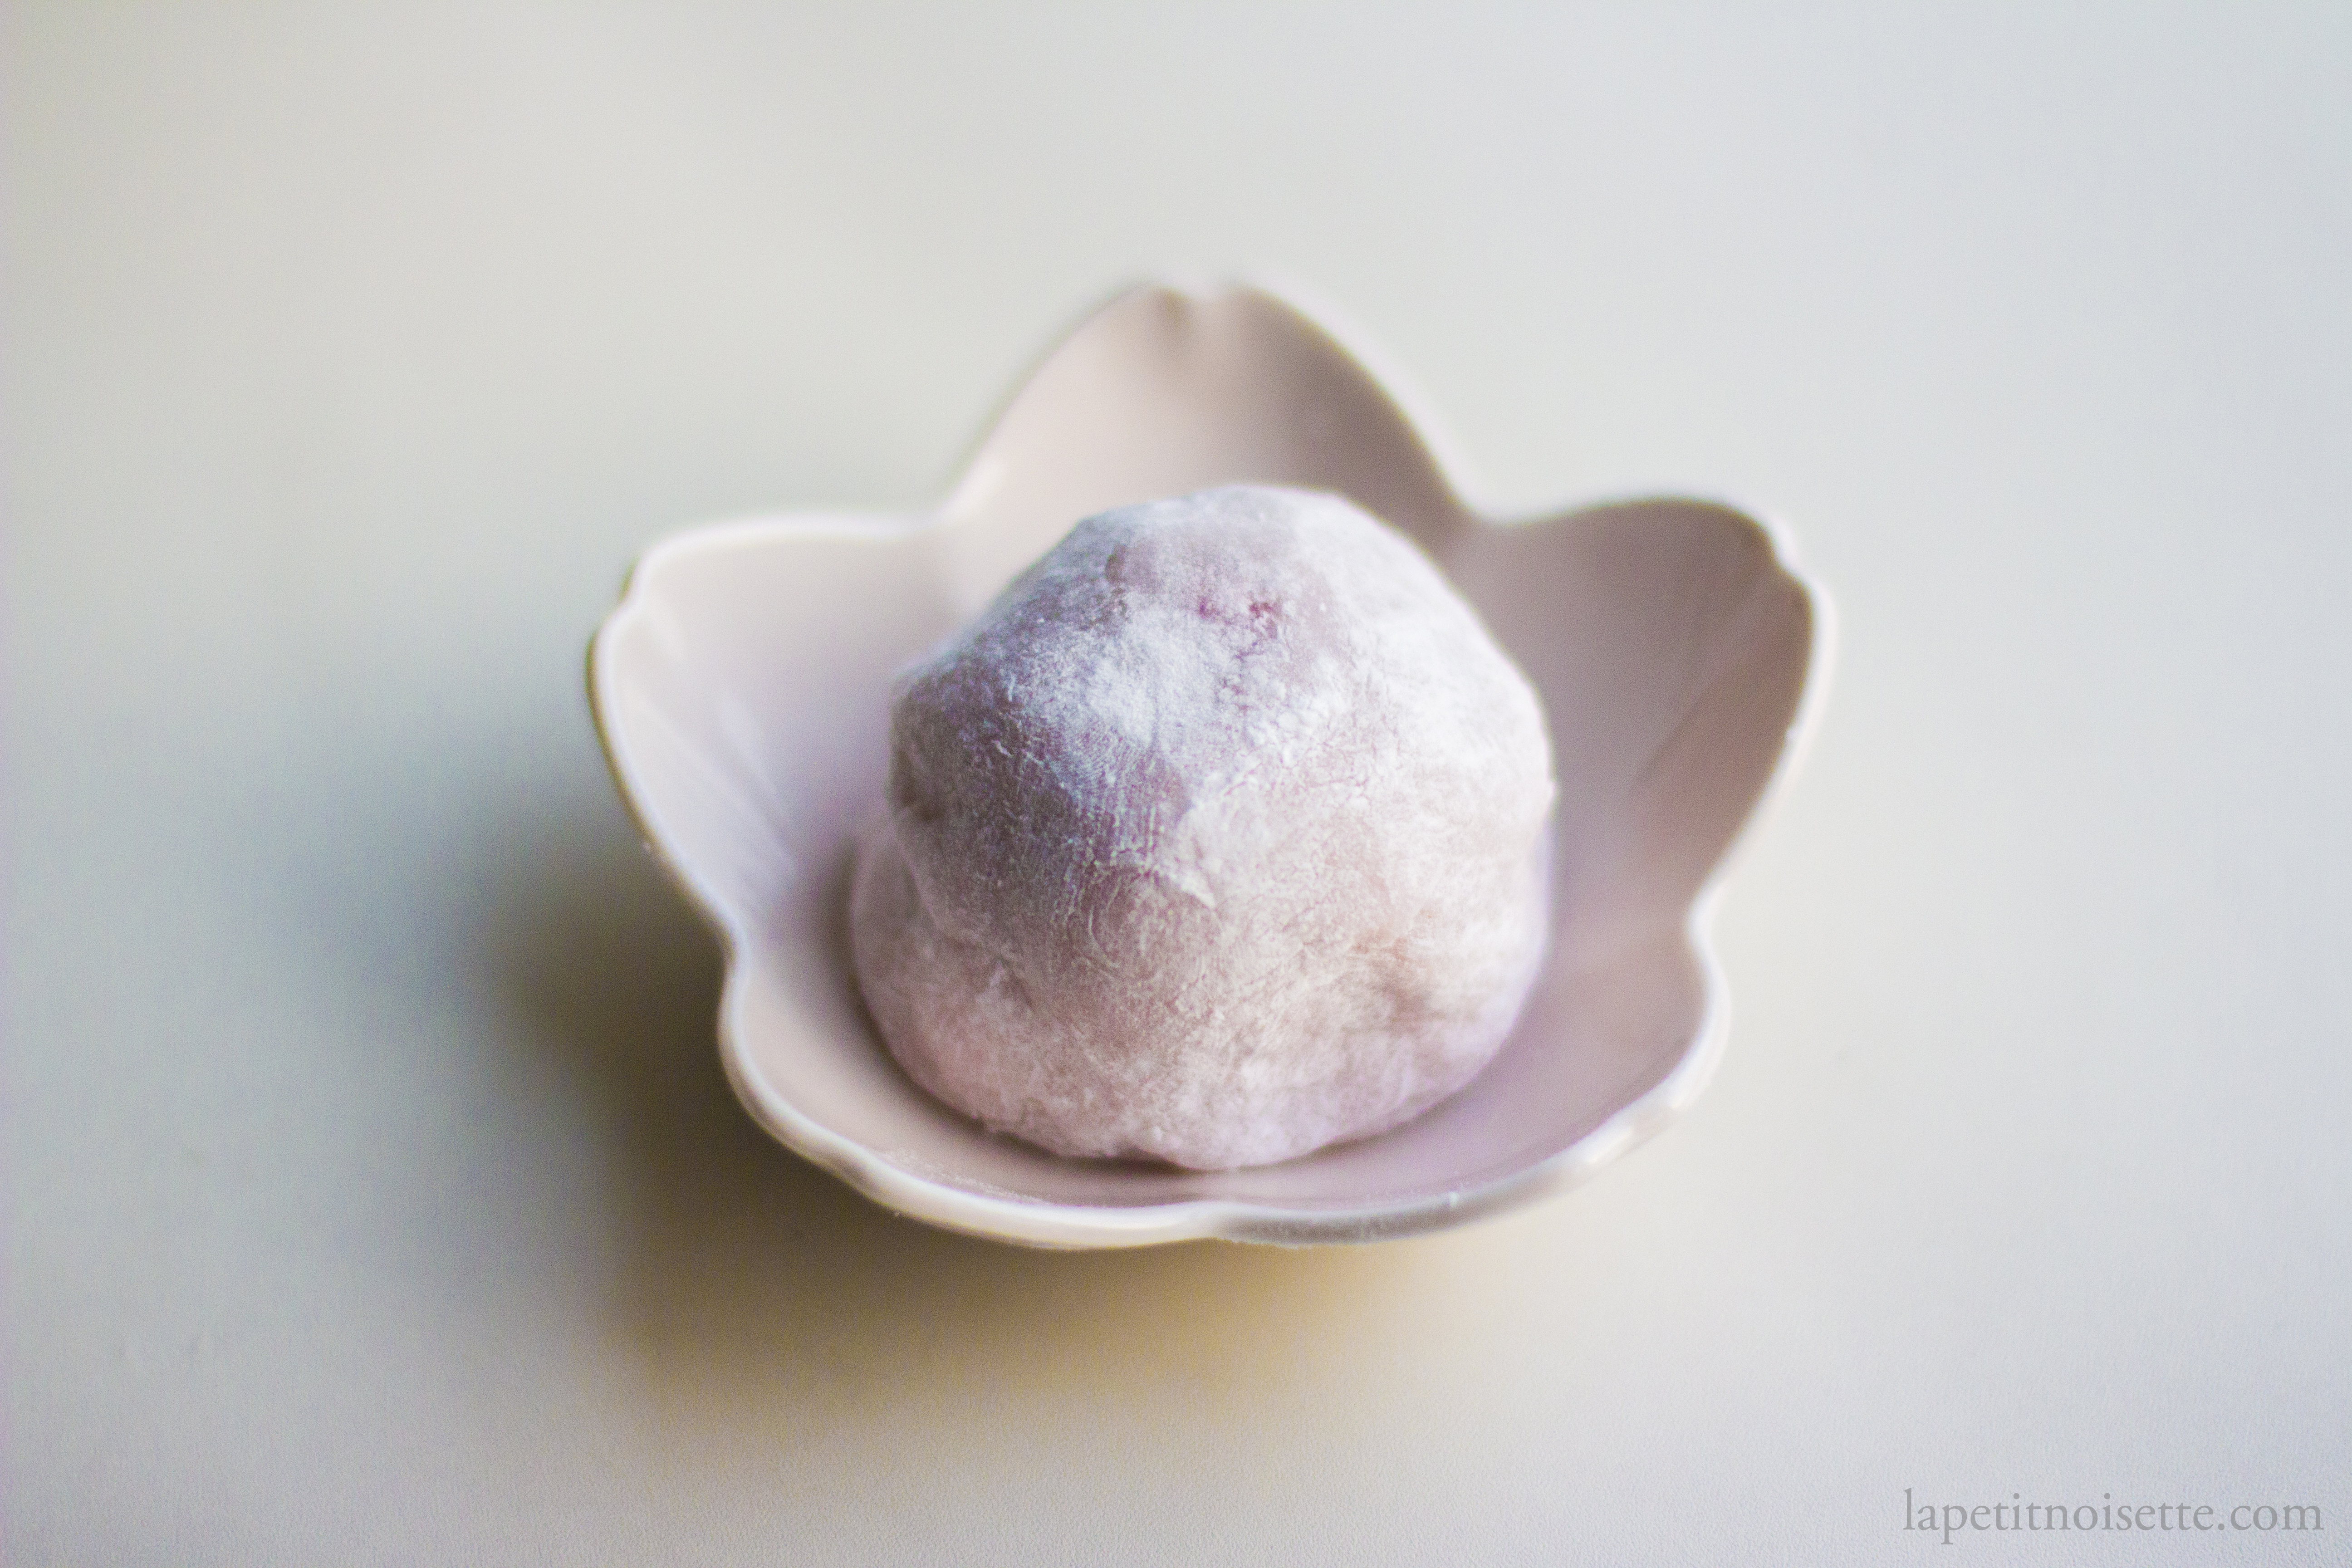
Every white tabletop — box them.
[8,5,2347,1562]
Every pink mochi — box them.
[849,485,1555,1170]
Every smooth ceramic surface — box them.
[589,283,1829,1248]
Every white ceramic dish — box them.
[589,282,1830,1248]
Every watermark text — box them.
[1904,1489,2322,1546]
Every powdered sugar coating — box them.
[850,485,1555,1170]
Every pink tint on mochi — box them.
[849,485,1556,1169]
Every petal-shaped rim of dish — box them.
[588,279,1835,1249]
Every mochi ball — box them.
[850,484,1555,1170]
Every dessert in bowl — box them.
[588,281,1829,1247]
[853,482,1559,1171]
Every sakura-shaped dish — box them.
[589,282,1831,1248]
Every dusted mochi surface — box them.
[850,485,1556,1170]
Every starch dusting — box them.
[850,484,1555,1169]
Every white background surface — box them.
[6,4,2347,1562]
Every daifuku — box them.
[849,484,1555,1170]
